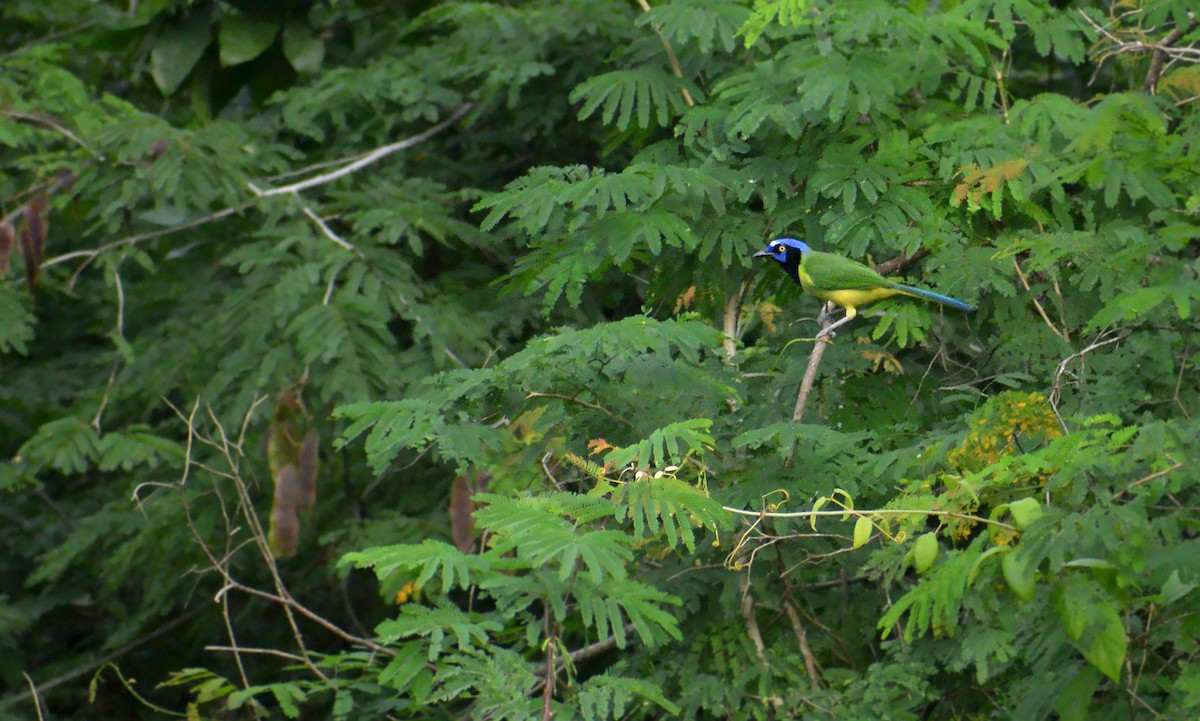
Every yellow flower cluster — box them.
[948,391,1061,475]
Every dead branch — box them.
[790,249,932,421]
[1049,330,1127,428]
[252,104,474,198]
[2,608,204,707]
[634,0,695,107]
[40,104,473,272]
[792,303,836,422]
[1078,10,1200,92]
[1012,257,1070,342]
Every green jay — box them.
[754,238,971,336]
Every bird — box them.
[753,238,972,328]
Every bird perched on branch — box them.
[754,238,972,330]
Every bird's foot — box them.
[815,314,856,340]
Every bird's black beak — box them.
[753,249,771,258]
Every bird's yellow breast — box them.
[813,287,902,317]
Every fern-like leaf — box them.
[375,601,502,659]
[474,494,631,583]
[340,539,486,594]
[570,67,697,130]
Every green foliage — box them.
[2,0,1199,719]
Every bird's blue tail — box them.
[892,284,974,312]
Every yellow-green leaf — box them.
[151,13,212,95]
[913,532,938,574]
[1007,497,1043,528]
[1080,600,1127,682]
[852,515,872,549]
[831,487,853,518]
[283,20,324,74]
[1002,551,1036,601]
[220,12,278,66]
[810,496,828,531]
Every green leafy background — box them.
[1,1,1197,719]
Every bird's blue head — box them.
[753,237,811,264]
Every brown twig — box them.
[91,261,126,432]
[871,247,929,277]
[1079,10,1200,89]
[1113,456,1184,501]
[783,601,823,689]
[1172,340,1192,419]
[792,303,835,421]
[790,249,932,421]
[721,505,1018,532]
[634,0,695,107]
[541,613,556,721]
[42,204,249,272]
[524,390,635,428]
[532,624,637,676]
[738,570,770,667]
[722,288,741,359]
[252,104,474,198]
[3,171,78,226]
[41,104,473,274]
[1,110,106,159]
[1145,14,1199,93]
[2,608,204,706]
[1049,330,1126,429]
[205,646,311,663]
[1012,257,1070,342]
[167,401,394,691]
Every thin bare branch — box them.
[1013,257,1070,342]
[92,261,126,432]
[1145,13,1199,92]
[783,600,823,689]
[1,110,106,159]
[1049,330,1127,428]
[721,505,1018,531]
[792,303,836,422]
[3,609,203,706]
[42,104,472,274]
[738,567,770,667]
[301,206,363,257]
[524,390,635,428]
[252,104,473,198]
[42,204,249,271]
[23,674,45,721]
[634,1,695,107]
[205,646,311,663]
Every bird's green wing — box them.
[801,251,891,291]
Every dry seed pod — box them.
[18,226,38,286]
[0,221,13,276]
[267,386,305,476]
[269,505,300,559]
[269,465,303,558]
[26,194,46,268]
[297,429,318,514]
[53,168,77,192]
[17,195,47,286]
[450,476,475,553]
[274,464,304,512]
[149,140,168,163]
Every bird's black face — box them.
[752,238,810,265]
[753,241,790,264]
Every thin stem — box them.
[721,505,1018,532]
[252,104,473,198]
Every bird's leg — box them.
[815,305,857,340]
[815,314,856,340]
